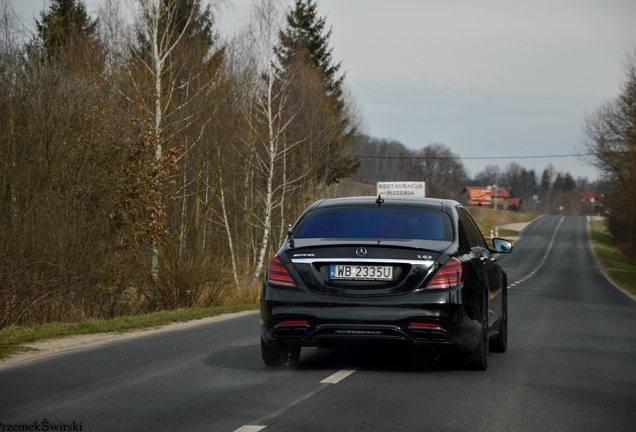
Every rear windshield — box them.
[296,208,453,240]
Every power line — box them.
[353,153,592,161]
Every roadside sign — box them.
[377,182,425,198]
[468,188,492,206]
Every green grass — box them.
[510,213,540,224]
[589,218,636,297]
[0,303,258,361]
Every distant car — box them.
[260,196,513,370]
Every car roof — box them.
[310,196,461,212]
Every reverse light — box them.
[425,257,466,290]
[267,254,298,288]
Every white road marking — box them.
[509,216,564,289]
[236,368,359,430]
[321,368,358,384]
[251,384,326,426]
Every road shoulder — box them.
[0,310,258,367]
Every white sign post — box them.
[377,182,426,198]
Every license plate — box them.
[330,265,393,281]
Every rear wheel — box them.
[261,338,301,369]
[490,289,508,353]
[466,295,489,371]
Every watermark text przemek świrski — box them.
[0,420,82,431]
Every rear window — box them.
[296,208,452,240]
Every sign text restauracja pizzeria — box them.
[377,182,426,198]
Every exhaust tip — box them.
[429,331,448,341]
[291,328,307,338]
[274,328,291,338]
[412,330,430,341]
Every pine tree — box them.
[275,0,359,187]
[276,0,344,112]
[34,0,97,59]
[174,0,217,51]
[134,0,218,60]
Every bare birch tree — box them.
[105,3,207,250]
[240,0,307,289]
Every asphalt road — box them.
[1,215,635,431]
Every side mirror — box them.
[492,238,513,253]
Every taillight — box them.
[425,257,465,290]
[267,254,297,287]
[410,322,441,328]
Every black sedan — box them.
[260,196,513,370]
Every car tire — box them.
[490,289,508,353]
[261,338,301,369]
[261,338,280,367]
[466,295,489,371]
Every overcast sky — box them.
[12,0,636,180]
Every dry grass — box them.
[323,179,377,197]
[467,206,535,225]
[466,207,538,239]
[223,287,261,305]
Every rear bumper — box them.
[260,285,482,352]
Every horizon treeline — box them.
[351,135,596,214]
[0,0,359,327]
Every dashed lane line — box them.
[234,368,358,432]
[508,216,564,289]
[321,368,358,384]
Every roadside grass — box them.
[589,218,636,297]
[468,207,539,240]
[0,303,258,361]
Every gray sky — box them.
[12,0,636,180]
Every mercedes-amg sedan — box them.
[260,196,513,370]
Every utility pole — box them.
[494,169,499,212]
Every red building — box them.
[463,186,517,209]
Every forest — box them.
[0,0,360,326]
